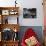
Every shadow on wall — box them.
[18,26,43,44]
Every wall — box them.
[0,0,15,7]
[17,0,43,26]
[0,0,43,26]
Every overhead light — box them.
[15,0,17,7]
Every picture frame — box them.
[9,10,18,15]
[2,10,9,15]
[23,8,36,18]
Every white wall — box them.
[0,0,43,26]
[0,0,15,7]
[18,0,43,26]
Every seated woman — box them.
[21,28,41,46]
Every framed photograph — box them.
[9,10,18,15]
[10,11,15,15]
[2,10,9,15]
[23,8,36,18]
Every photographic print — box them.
[23,8,36,18]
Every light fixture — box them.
[15,0,17,7]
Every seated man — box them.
[21,28,41,46]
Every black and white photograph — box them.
[23,8,36,18]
